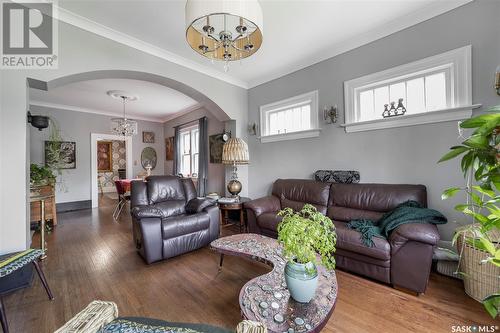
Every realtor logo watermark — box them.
[1,0,58,69]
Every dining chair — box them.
[112,180,130,220]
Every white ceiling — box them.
[57,0,471,88]
[30,79,200,122]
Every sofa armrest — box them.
[186,198,216,214]
[389,223,440,294]
[389,223,440,248]
[131,205,163,219]
[244,196,280,217]
[132,217,163,264]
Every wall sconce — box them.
[248,122,258,135]
[495,66,500,95]
[323,105,338,124]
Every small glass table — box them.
[211,234,338,333]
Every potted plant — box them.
[30,163,56,187]
[439,107,500,318]
[277,204,336,303]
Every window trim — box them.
[343,45,473,133]
[179,124,199,177]
[259,90,321,143]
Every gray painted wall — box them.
[163,107,226,195]
[247,0,500,243]
[30,105,165,203]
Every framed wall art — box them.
[143,131,155,143]
[45,141,77,169]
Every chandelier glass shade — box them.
[108,90,138,137]
[185,0,263,69]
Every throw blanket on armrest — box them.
[347,200,447,247]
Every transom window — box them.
[343,45,473,133]
[357,67,451,122]
[180,125,199,177]
[260,91,320,143]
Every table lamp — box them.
[222,138,249,198]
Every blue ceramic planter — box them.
[284,261,318,303]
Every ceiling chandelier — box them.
[108,90,138,137]
[185,0,263,71]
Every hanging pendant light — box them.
[185,0,263,71]
[108,90,138,137]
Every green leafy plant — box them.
[438,106,500,318]
[277,204,337,270]
[30,163,56,186]
[45,117,65,172]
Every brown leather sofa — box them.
[130,176,219,264]
[245,179,440,294]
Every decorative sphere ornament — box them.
[227,179,242,196]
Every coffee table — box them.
[211,234,338,333]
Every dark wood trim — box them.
[56,200,92,213]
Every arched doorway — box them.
[28,70,233,208]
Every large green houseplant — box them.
[277,204,336,303]
[439,107,500,318]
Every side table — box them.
[218,197,250,233]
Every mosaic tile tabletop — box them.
[211,234,338,333]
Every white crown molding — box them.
[161,103,205,123]
[29,100,193,123]
[247,0,474,88]
[55,6,249,89]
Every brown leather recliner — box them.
[130,176,219,264]
[245,179,440,294]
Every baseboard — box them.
[56,200,92,213]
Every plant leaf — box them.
[442,187,461,200]
[438,146,469,163]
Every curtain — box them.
[173,125,181,176]
[198,117,208,197]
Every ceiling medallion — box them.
[107,90,139,137]
[185,0,263,72]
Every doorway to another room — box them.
[97,139,127,208]
[91,133,133,209]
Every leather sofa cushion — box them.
[327,206,383,223]
[154,200,186,218]
[334,221,390,260]
[146,176,186,204]
[186,198,216,214]
[272,179,330,207]
[257,212,282,232]
[281,198,327,215]
[162,213,210,239]
[181,178,197,202]
[329,183,427,212]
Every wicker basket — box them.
[436,260,461,280]
[457,234,500,302]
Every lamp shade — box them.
[222,138,249,165]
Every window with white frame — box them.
[259,91,320,143]
[343,45,476,133]
[179,125,199,177]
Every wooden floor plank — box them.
[3,197,497,332]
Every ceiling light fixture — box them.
[107,90,139,137]
[185,0,263,72]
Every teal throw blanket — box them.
[347,200,447,247]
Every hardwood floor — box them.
[4,201,497,332]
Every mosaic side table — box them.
[211,234,338,333]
